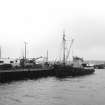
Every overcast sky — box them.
[0,0,105,60]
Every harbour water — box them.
[0,69,105,105]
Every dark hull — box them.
[53,65,95,77]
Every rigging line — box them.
[66,38,74,61]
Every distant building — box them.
[0,58,20,67]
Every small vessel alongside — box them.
[52,31,95,77]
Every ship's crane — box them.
[66,38,74,62]
[32,56,43,61]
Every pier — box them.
[0,66,95,82]
[0,68,54,82]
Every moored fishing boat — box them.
[52,31,95,77]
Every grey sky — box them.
[0,0,105,60]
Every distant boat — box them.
[53,31,95,77]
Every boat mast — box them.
[24,42,27,59]
[63,31,66,65]
[0,46,1,60]
[46,50,48,62]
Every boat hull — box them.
[53,65,95,77]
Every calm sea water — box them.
[0,69,105,105]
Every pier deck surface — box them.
[0,68,51,73]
